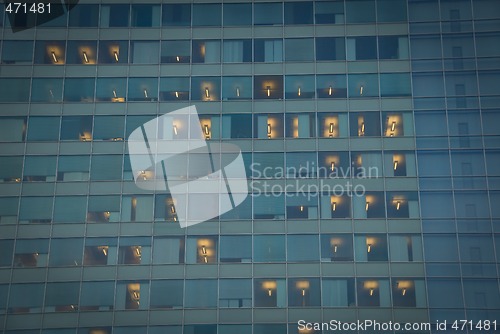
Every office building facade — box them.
[0,0,499,333]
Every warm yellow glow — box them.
[292,116,299,138]
[331,161,335,172]
[365,201,369,211]
[329,122,334,134]
[267,123,272,137]
[267,86,271,97]
[296,281,310,290]
[98,246,108,256]
[370,288,374,296]
[135,246,141,257]
[205,87,210,98]
[268,289,272,296]
[128,283,140,301]
[114,51,119,62]
[204,124,210,136]
[80,132,92,142]
[263,281,277,296]
[328,85,332,96]
[391,121,396,132]
[332,202,337,211]
[201,245,207,255]
[402,288,407,296]
[51,51,58,63]
[170,204,176,214]
[361,122,365,134]
[393,160,398,170]
[333,244,338,252]
[83,52,89,63]
[367,244,372,252]
[396,201,401,210]
[298,87,301,96]
[175,91,179,98]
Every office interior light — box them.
[330,161,335,172]
[367,244,372,253]
[267,86,271,97]
[170,205,176,214]
[393,160,398,170]
[333,244,338,253]
[51,51,58,63]
[300,205,304,212]
[328,85,332,96]
[83,51,89,63]
[365,201,369,211]
[114,51,119,62]
[175,91,179,98]
[204,124,210,137]
[173,125,178,135]
[298,87,301,96]
[143,89,148,98]
[361,122,365,134]
[329,122,334,134]
[205,87,210,98]
[176,56,180,62]
[391,121,396,132]
[236,87,240,97]
[396,201,401,210]
[369,288,374,296]
[360,85,364,96]
[332,202,337,211]
[267,123,272,138]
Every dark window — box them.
[161,40,190,63]
[315,2,345,24]
[284,2,313,24]
[223,40,252,63]
[131,5,160,27]
[254,3,282,25]
[254,39,283,62]
[192,4,221,26]
[162,4,191,26]
[316,37,346,61]
[101,5,130,27]
[1,41,33,64]
[69,5,99,27]
[223,3,251,26]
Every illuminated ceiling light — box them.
[267,123,272,138]
[396,201,401,210]
[298,87,301,96]
[329,122,334,134]
[391,121,396,132]
[331,161,335,172]
[302,289,306,296]
[268,289,272,296]
[300,205,304,212]
[175,91,179,98]
[201,246,207,255]
[135,246,141,256]
[390,133,394,137]
[173,216,177,222]
[83,51,89,63]
[365,202,369,211]
[369,288,374,296]
[333,244,338,253]
[170,205,176,214]
[328,85,332,96]
[114,51,119,62]
[49,89,54,98]
[402,288,407,296]
[204,124,210,137]
[393,160,398,170]
[51,51,58,63]
[332,202,337,211]
[360,85,364,96]
[204,255,208,263]
[176,56,180,62]
[205,87,210,98]
[173,125,178,136]
[361,122,365,134]
[236,87,240,97]
[367,244,372,253]
[266,86,271,97]
[143,89,148,98]
[112,90,117,98]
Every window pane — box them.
[14,239,48,267]
[90,155,123,181]
[321,234,353,261]
[162,4,191,26]
[64,78,95,102]
[60,116,92,141]
[222,76,252,100]
[192,40,221,63]
[0,240,13,267]
[220,236,252,263]
[254,3,282,25]
[316,37,345,61]
[254,235,285,262]
[31,78,63,102]
[131,5,160,27]
[348,74,379,97]
[35,40,65,64]
[152,237,184,264]
[93,116,125,141]
[191,77,220,101]
[0,117,26,142]
[101,4,130,27]
[96,77,127,102]
[161,40,190,63]
[223,40,252,63]
[150,280,183,308]
[69,4,99,27]
[19,197,53,223]
[131,41,159,64]
[128,78,158,101]
[66,41,97,64]
[287,235,319,261]
[223,4,251,26]
[49,238,83,266]
[8,284,44,313]
[24,156,56,182]
[317,74,347,98]
[45,282,79,312]
[285,75,315,99]
[288,278,320,306]
[185,280,217,308]
[347,36,377,60]
[322,279,355,307]
[98,41,128,64]
[379,36,409,59]
[80,282,114,311]
[53,196,87,223]
[380,73,411,97]
[222,114,252,139]
[285,38,314,61]
[315,1,344,24]
[284,2,313,24]
[58,155,90,182]
[219,279,252,308]
[0,78,30,102]
[377,0,407,22]
[254,39,283,62]
[254,75,283,99]
[254,279,286,307]
[357,279,390,307]
[192,4,221,26]
[346,0,376,23]
[1,41,33,64]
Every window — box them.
[57,155,89,182]
[63,78,95,102]
[254,39,282,62]
[345,0,376,23]
[379,36,409,60]
[316,37,346,61]
[463,279,500,309]
[254,113,283,139]
[322,279,355,307]
[87,196,120,223]
[284,38,314,61]
[0,198,17,224]
[152,237,185,264]
[31,78,63,102]
[286,152,317,178]
[162,4,191,26]
[118,238,151,265]
[19,197,53,224]
[254,75,283,99]
[150,280,183,309]
[191,77,220,101]
[98,41,128,64]
[8,284,44,313]
[427,279,464,308]
[186,236,217,264]
[392,279,423,307]
[49,238,83,266]
[380,73,412,97]
[161,40,190,63]
[287,235,319,261]
[252,153,284,178]
[221,114,252,139]
[357,279,390,307]
[355,235,388,261]
[285,113,315,138]
[53,196,87,223]
[1,41,33,64]
[66,41,97,64]
[219,236,251,263]
[222,76,252,100]
[192,40,221,63]
[317,75,347,98]
[320,193,352,218]
[80,282,114,311]
[100,4,130,27]
[35,40,65,64]
[45,282,79,312]
[192,4,221,26]
[0,156,22,183]
[90,155,123,181]
[93,116,125,141]
[285,75,315,99]
[84,238,116,265]
[254,279,286,307]
[69,4,99,27]
[377,0,407,22]
[349,113,381,137]
[0,240,13,267]
[60,116,92,141]
[96,78,127,102]
[348,74,379,97]
[0,117,26,142]
[14,239,48,267]
[120,195,153,222]
[223,4,251,26]
[131,41,159,64]
[389,235,423,262]
[284,2,313,24]
[0,78,30,102]
[128,78,158,101]
[223,40,252,63]
[185,280,217,308]
[23,156,56,182]
[321,234,353,261]
[315,2,344,24]
[131,5,160,27]
[347,36,377,60]
[254,235,285,262]
[254,3,282,25]
[288,278,320,306]
[116,281,149,310]
[219,279,252,308]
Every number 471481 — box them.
[5,3,51,14]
